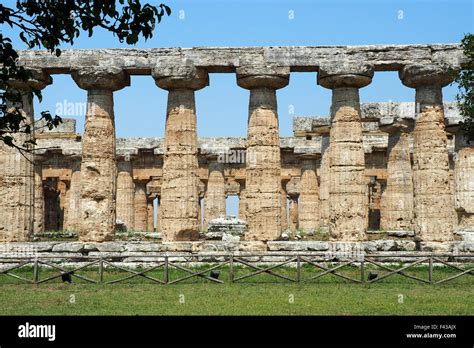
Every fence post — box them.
[164,256,169,284]
[229,254,234,283]
[99,258,104,283]
[296,255,301,282]
[429,256,433,284]
[33,258,39,284]
[360,259,365,283]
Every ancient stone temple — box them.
[0,44,472,251]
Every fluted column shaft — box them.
[72,68,130,242]
[204,159,226,230]
[454,134,474,230]
[67,167,81,232]
[0,70,51,241]
[288,194,299,234]
[147,197,155,231]
[400,65,454,241]
[153,66,208,241]
[298,158,320,233]
[237,65,289,241]
[134,181,148,231]
[281,184,288,231]
[319,139,331,228]
[380,130,414,230]
[318,64,373,241]
[238,184,247,221]
[116,161,135,231]
[33,165,44,233]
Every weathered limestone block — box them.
[318,63,373,241]
[298,157,320,233]
[133,181,148,231]
[152,65,208,241]
[237,65,289,241]
[400,64,455,241]
[116,161,135,231]
[204,159,226,230]
[71,67,130,242]
[0,69,51,242]
[453,134,474,230]
[380,121,414,230]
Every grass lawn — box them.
[0,264,472,315]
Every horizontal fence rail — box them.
[0,253,473,285]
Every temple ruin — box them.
[0,44,473,253]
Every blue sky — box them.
[3,0,472,138]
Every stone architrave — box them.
[152,64,208,241]
[400,64,455,241]
[237,65,290,241]
[71,67,130,242]
[318,63,373,241]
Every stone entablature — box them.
[1,44,472,246]
[17,44,464,72]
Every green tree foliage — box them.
[0,0,171,151]
[455,33,474,142]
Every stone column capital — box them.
[399,64,453,89]
[71,67,130,91]
[152,64,209,90]
[7,68,52,91]
[236,65,290,90]
[317,62,374,89]
[379,118,415,135]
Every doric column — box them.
[71,67,130,242]
[298,156,320,233]
[237,65,289,241]
[204,157,226,230]
[380,121,414,231]
[152,65,208,241]
[450,130,474,231]
[156,196,161,232]
[67,164,81,232]
[33,160,44,233]
[133,180,148,232]
[147,197,155,232]
[116,161,135,232]
[399,64,455,241]
[238,182,246,221]
[281,182,288,231]
[59,179,70,230]
[319,136,331,229]
[0,69,51,241]
[288,194,299,234]
[317,63,373,241]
